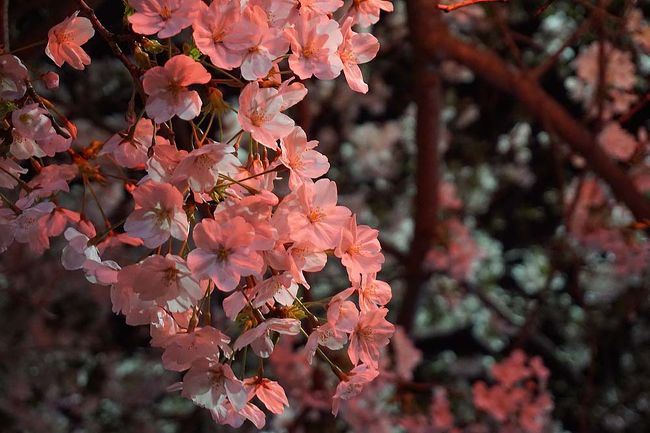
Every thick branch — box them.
[397,1,442,333]
[437,0,508,13]
[428,23,650,220]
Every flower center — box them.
[163,266,179,286]
[160,6,173,21]
[348,244,361,255]
[167,80,184,96]
[339,48,356,65]
[215,246,231,262]
[308,208,325,223]
[154,207,172,225]
[288,155,304,170]
[302,45,316,58]
[208,367,225,386]
[212,30,225,43]
[18,215,36,229]
[357,325,374,341]
[55,31,72,44]
[250,110,267,127]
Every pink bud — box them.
[41,71,60,89]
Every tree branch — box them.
[77,0,145,100]
[427,21,650,220]
[397,0,442,334]
[437,0,508,13]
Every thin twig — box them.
[77,0,145,100]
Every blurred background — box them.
[1,0,649,432]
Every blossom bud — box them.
[205,88,230,116]
[134,45,152,70]
[141,38,164,54]
[41,71,59,89]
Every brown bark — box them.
[397,0,443,333]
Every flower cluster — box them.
[473,350,553,433]
[0,0,394,428]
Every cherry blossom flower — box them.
[171,141,240,193]
[61,227,98,271]
[223,5,289,80]
[162,327,233,371]
[569,42,637,119]
[248,0,295,27]
[12,104,53,141]
[24,164,77,199]
[210,400,266,429]
[278,79,309,110]
[356,273,392,311]
[187,216,264,292]
[147,143,188,183]
[45,11,95,70]
[101,118,169,168]
[133,254,205,312]
[327,294,359,334]
[347,306,394,369]
[60,225,121,285]
[280,178,352,250]
[192,0,243,70]
[248,272,297,309]
[13,201,55,254]
[233,318,300,358]
[244,377,289,414]
[81,255,120,286]
[472,350,554,433]
[296,0,343,17]
[214,192,279,251]
[598,121,638,161]
[265,241,327,289]
[335,214,384,282]
[181,358,248,412]
[332,364,379,415]
[143,55,212,123]
[286,15,343,80]
[338,17,380,94]
[237,81,298,150]
[124,181,189,248]
[149,308,184,348]
[112,265,159,325]
[128,0,200,38]
[347,0,394,27]
[0,158,27,189]
[304,322,347,364]
[278,126,329,189]
[0,55,28,100]
[11,103,72,158]
[10,130,46,160]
